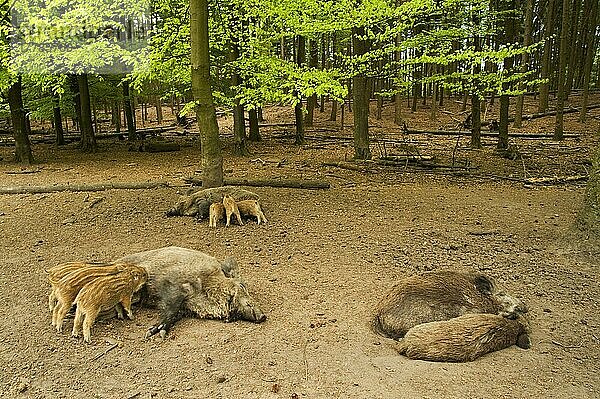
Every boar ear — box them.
[221,258,240,279]
[516,333,531,349]
[474,274,496,295]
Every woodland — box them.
[0,0,599,398]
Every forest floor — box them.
[0,94,599,398]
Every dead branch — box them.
[183,177,330,190]
[0,181,170,195]
[91,342,119,361]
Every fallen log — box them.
[183,177,330,190]
[0,181,170,195]
[381,129,580,139]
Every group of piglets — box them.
[47,261,147,343]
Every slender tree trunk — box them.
[123,80,136,141]
[514,0,534,128]
[554,0,572,141]
[68,74,82,132]
[78,74,97,153]
[539,0,556,112]
[565,0,582,97]
[53,93,65,146]
[471,17,482,149]
[352,26,371,160]
[330,101,338,121]
[229,35,248,154]
[579,0,598,121]
[248,108,261,142]
[498,0,517,150]
[190,0,223,187]
[8,76,33,164]
[155,95,163,124]
[294,35,306,145]
[305,39,318,127]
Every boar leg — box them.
[145,282,186,339]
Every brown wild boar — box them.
[50,263,127,332]
[166,186,259,220]
[237,199,267,225]
[372,271,528,340]
[208,202,225,227]
[47,261,113,312]
[116,246,267,338]
[396,313,531,362]
[72,264,148,343]
[223,194,243,227]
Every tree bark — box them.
[554,0,572,141]
[230,38,248,154]
[78,74,97,153]
[68,74,82,132]
[248,108,261,142]
[514,0,534,128]
[8,76,33,164]
[539,0,556,112]
[53,92,65,146]
[498,0,517,150]
[190,0,223,188]
[305,39,318,127]
[579,0,598,122]
[352,26,371,160]
[123,80,136,141]
[294,35,306,145]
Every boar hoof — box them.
[145,324,167,339]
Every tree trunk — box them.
[155,95,163,124]
[579,0,598,122]
[294,35,306,145]
[53,93,65,146]
[565,0,582,97]
[394,92,403,126]
[514,0,534,128]
[190,0,223,188]
[554,0,572,141]
[305,39,318,127]
[330,101,338,121]
[352,26,371,160]
[539,0,556,112]
[68,74,82,133]
[498,0,517,150]
[8,76,33,164]
[123,80,136,141]
[471,93,482,148]
[248,108,261,141]
[229,38,248,155]
[78,74,97,153]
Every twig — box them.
[551,340,583,349]
[91,342,118,361]
[302,339,309,382]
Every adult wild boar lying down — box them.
[117,246,267,338]
[372,270,528,340]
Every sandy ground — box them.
[0,97,599,398]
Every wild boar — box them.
[166,186,259,220]
[72,264,148,343]
[223,194,243,227]
[372,271,528,340]
[237,199,267,225]
[396,313,531,362]
[46,261,113,312]
[50,263,127,332]
[208,202,225,228]
[116,246,267,338]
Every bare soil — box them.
[0,96,599,398]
